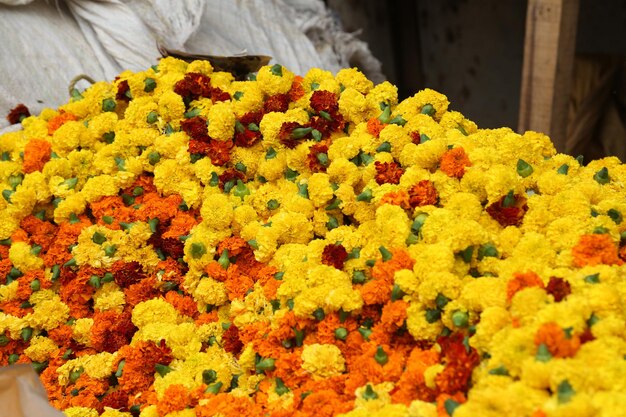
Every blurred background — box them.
[328,0,626,161]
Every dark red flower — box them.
[218,168,245,190]
[486,194,528,227]
[279,121,308,149]
[321,243,348,269]
[188,139,212,156]
[307,142,329,173]
[546,277,571,302]
[181,116,209,141]
[234,112,263,147]
[410,131,421,145]
[174,72,212,101]
[222,324,243,355]
[206,139,233,166]
[310,90,339,113]
[100,390,129,411]
[210,87,231,103]
[264,94,290,113]
[116,80,131,102]
[375,161,404,185]
[112,261,146,288]
[7,103,30,124]
[436,332,480,394]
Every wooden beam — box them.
[518,0,580,151]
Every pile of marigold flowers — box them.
[1,58,626,417]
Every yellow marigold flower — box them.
[132,298,181,328]
[100,408,133,417]
[395,88,449,120]
[124,96,159,128]
[26,295,69,331]
[23,335,57,362]
[366,81,398,111]
[407,400,437,417]
[93,282,126,313]
[158,56,188,74]
[338,88,371,124]
[306,173,334,207]
[72,318,94,346]
[186,59,213,75]
[208,101,236,142]
[406,302,443,341]
[21,116,49,138]
[470,306,510,352]
[256,64,295,95]
[335,68,373,94]
[200,193,234,230]
[9,241,43,272]
[138,405,159,417]
[229,81,264,117]
[57,352,118,385]
[193,277,229,307]
[64,407,100,417]
[259,109,309,150]
[158,90,186,125]
[49,121,88,157]
[375,204,411,249]
[301,343,345,379]
[0,280,19,303]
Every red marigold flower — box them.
[367,117,386,138]
[307,142,329,173]
[234,112,263,147]
[218,168,245,190]
[181,116,209,141]
[309,112,345,139]
[206,139,233,166]
[375,161,404,185]
[264,93,291,113]
[100,389,130,412]
[112,261,146,288]
[210,87,231,103]
[545,276,571,302]
[507,271,544,303]
[439,146,471,179]
[409,131,421,145]
[435,332,479,394]
[321,243,348,269]
[188,139,212,156]
[222,324,244,355]
[90,310,137,353]
[7,103,30,124]
[279,121,308,149]
[572,234,623,267]
[408,180,438,207]
[116,80,131,102]
[486,193,528,227]
[174,72,212,101]
[310,90,338,113]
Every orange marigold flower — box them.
[439,146,471,179]
[165,291,198,318]
[486,193,528,227]
[436,333,479,394]
[391,347,439,404]
[381,300,409,329]
[534,322,581,358]
[321,243,348,269]
[367,117,386,138]
[572,234,623,267]
[47,111,77,135]
[507,271,544,303]
[436,391,466,417]
[23,138,52,173]
[157,384,192,415]
[380,190,411,210]
[207,139,234,166]
[408,180,438,207]
[289,75,306,102]
[374,161,404,185]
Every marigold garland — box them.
[2,58,626,417]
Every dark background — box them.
[328,0,626,130]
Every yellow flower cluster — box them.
[2,56,626,417]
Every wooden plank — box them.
[518,0,580,151]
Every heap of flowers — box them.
[1,57,626,417]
